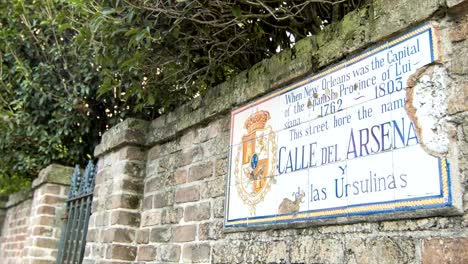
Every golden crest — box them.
[234,110,277,216]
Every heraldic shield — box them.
[234,110,277,216]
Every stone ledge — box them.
[95,0,447,153]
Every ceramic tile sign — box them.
[225,23,453,228]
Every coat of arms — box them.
[234,110,277,216]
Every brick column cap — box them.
[94,118,149,158]
[31,164,74,188]
[0,164,72,209]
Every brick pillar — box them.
[84,119,148,264]
[22,164,73,264]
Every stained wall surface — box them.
[84,0,468,263]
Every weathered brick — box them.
[102,227,135,243]
[158,154,179,172]
[171,225,196,242]
[197,121,220,143]
[137,245,156,261]
[158,244,181,262]
[201,177,225,198]
[114,161,145,178]
[95,169,111,186]
[105,194,140,210]
[202,135,228,157]
[106,244,137,261]
[448,80,468,114]
[150,227,171,242]
[173,169,187,185]
[33,216,54,226]
[152,191,171,209]
[141,210,162,227]
[36,206,55,216]
[143,195,153,210]
[175,185,200,203]
[422,238,468,264]
[212,241,247,263]
[162,207,184,224]
[184,202,211,221]
[449,19,468,43]
[183,243,211,263]
[91,244,105,258]
[40,195,65,205]
[213,197,225,218]
[180,130,196,149]
[31,226,53,237]
[119,145,145,161]
[86,229,98,242]
[50,249,58,259]
[40,184,61,196]
[34,237,58,249]
[147,145,161,160]
[450,44,468,75]
[188,161,213,182]
[343,237,415,264]
[215,158,228,177]
[160,140,181,155]
[110,210,140,226]
[136,229,149,244]
[179,146,204,167]
[27,248,48,257]
[94,212,109,226]
[118,179,142,193]
[199,220,225,241]
[144,175,162,193]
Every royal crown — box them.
[244,110,271,132]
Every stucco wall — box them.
[85,0,468,263]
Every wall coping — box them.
[94,0,449,158]
[0,164,73,209]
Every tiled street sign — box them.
[225,23,453,228]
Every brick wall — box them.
[0,164,73,264]
[85,0,468,263]
[0,193,32,263]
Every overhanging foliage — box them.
[0,0,366,193]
